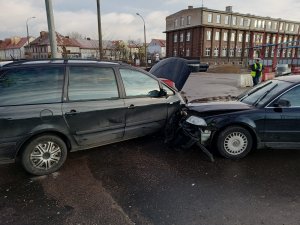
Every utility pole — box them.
[136,13,147,68]
[45,0,58,58]
[96,0,103,60]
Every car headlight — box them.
[186,116,207,126]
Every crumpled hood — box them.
[187,101,254,116]
[150,57,191,91]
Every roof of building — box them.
[149,39,166,47]
[167,6,300,24]
[0,37,28,50]
[74,38,99,49]
[30,31,80,47]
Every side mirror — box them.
[148,89,167,98]
[273,99,291,108]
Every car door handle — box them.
[128,104,135,109]
[65,109,78,115]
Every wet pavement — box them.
[1,72,300,225]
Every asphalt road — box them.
[1,72,300,225]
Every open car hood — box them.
[149,57,191,91]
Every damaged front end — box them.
[165,107,215,162]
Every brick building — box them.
[165,6,300,65]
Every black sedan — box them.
[182,75,300,159]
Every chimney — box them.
[40,31,47,37]
[188,6,193,9]
[225,6,232,12]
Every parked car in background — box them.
[168,75,300,159]
[0,59,186,175]
[275,64,291,77]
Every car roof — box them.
[274,75,300,83]
[1,59,124,68]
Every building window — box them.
[223,32,228,41]
[296,25,299,33]
[206,31,211,40]
[285,23,289,31]
[174,19,178,27]
[225,16,229,25]
[213,47,219,56]
[216,15,221,23]
[186,32,191,42]
[245,19,251,27]
[271,48,274,57]
[280,22,284,30]
[180,33,184,42]
[174,34,177,42]
[187,15,191,25]
[240,18,244,26]
[244,49,248,57]
[215,31,220,41]
[236,48,242,57]
[272,36,276,43]
[231,33,235,42]
[274,22,278,30]
[266,35,270,43]
[278,36,282,43]
[258,20,262,28]
[290,24,294,32]
[238,33,243,42]
[173,49,177,56]
[186,48,190,57]
[283,36,287,43]
[276,49,280,57]
[222,47,227,57]
[180,17,184,26]
[205,48,211,56]
[232,16,237,26]
[229,48,234,57]
[267,21,272,29]
[208,14,212,23]
[245,33,250,42]
[265,48,269,57]
[254,20,258,28]
[262,20,265,28]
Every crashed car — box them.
[166,75,300,160]
[0,59,186,175]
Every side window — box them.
[119,69,160,97]
[0,66,64,106]
[68,66,119,101]
[276,86,300,107]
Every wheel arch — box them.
[16,131,72,158]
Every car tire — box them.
[21,135,67,176]
[217,126,252,159]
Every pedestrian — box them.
[251,58,264,86]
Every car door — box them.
[118,68,170,139]
[264,84,300,148]
[62,66,126,147]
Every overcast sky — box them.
[1,0,300,41]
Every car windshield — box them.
[238,79,291,107]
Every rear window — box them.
[0,66,64,106]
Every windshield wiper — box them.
[253,83,278,106]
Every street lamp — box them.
[26,16,36,46]
[136,12,147,68]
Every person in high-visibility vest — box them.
[251,59,264,86]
